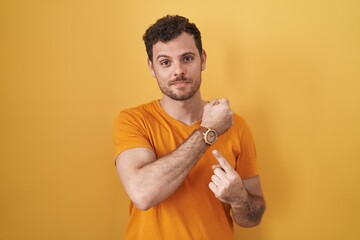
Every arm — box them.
[209,150,265,227]
[116,130,208,210]
[231,176,265,227]
[116,99,233,210]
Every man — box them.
[113,15,265,239]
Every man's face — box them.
[148,32,206,101]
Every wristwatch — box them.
[197,126,217,145]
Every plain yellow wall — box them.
[1,0,359,239]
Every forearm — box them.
[130,130,208,209]
[231,193,266,227]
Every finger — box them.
[211,174,222,187]
[209,99,219,105]
[214,167,226,179]
[208,182,217,193]
[211,164,221,170]
[218,98,229,105]
[212,150,233,173]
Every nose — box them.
[173,61,185,77]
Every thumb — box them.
[212,150,233,173]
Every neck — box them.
[159,92,206,126]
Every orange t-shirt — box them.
[113,100,258,240]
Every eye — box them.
[183,55,194,63]
[160,59,170,66]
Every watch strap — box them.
[197,126,209,135]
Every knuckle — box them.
[214,168,223,175]
[220,98,229,103]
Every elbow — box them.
[235,204,266,228]
[133,200,153,211]
[237,219,262,228]
[124,180,163,211]
[235,215,263,228]
[130,191,158,211]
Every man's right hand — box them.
[201,98,233,136]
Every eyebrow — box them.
[156,54,170,61]
[155,51,196,61]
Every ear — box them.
[147,59,156,77]
[201,49,207,71]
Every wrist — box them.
[196,126,217,145]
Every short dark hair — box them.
[143,15,203,62]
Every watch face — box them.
[206,130,217,144]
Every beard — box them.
[157,76,201,101]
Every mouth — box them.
[170,81,191,86]
[169,78,192,86]
[169,82,192,89]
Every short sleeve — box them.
[235,119,258,179]
[112,110,153,159]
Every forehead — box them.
[152,32,198,59]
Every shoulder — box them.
[233,113,246,124]
[232,113,250,131]
[116,100,159,121]
[119,100,158,114]
[228,113,256,142]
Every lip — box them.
[170,81,191,87]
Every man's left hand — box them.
[208,150,248,206]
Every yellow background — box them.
[1,0,359,239]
